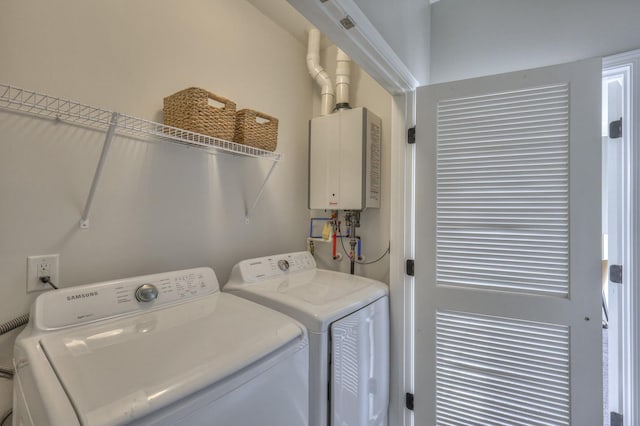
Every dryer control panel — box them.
[231,251,316,283]
[33,267,219,330]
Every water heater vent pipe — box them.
[335,48,351,109]
[307,28,334,116]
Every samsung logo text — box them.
[67,292,99,301]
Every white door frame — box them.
[389,90,416,426]
[602,70,624,417]
[603,49,640,426]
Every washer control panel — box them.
[234,251,316,283]
[135,284,159,303]
[34,267,219,330]
[277,259,290,271]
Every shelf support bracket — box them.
[80,112,120,229]
[245,161,279,223]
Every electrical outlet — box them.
[27,254,59,293]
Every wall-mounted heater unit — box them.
[308,107,381,210]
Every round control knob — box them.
[135,284,159,303]
[277,259,290,271]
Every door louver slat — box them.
[436,311,570,426]
[436,83,569,296]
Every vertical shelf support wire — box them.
[245,160,279,223]
[80,111,120,229]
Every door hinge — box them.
[408,126,416,144]
[611,411,623,426]
[610,265,622,284]
[609,118,622,139]
[406,259,415,276]
[405,392,414,411]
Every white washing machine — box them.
[224,251,389,426]
[12,267,309,426]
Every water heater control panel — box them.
[231,251,317,283]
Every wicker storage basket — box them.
[234,109,278,151]
[163,87,236,140]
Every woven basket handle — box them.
[253,111,277,124]
[205,91,234,110]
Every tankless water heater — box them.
[308,107,381,210]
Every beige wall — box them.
[309,45,393,283]
[0,0,314,395]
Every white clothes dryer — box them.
[224,251,389,426]
[12,267,309,426]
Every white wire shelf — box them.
[0,84,283,161]
[0,83,283,227]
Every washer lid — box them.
[225,269,388,332]
[39,293,304,425]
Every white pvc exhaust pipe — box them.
[307,28,334,116]
[335,48,351,109]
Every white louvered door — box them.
[415,59,602,425]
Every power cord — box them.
[0,369,13,426]
[354,243,391,265]
[0,409,11,426]
[0,368,13,380]
[337,222,390,265]
[39,276,58,290]
[0,277,59,426]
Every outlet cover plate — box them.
[27,254,59,293]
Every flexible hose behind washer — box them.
[0,313,29,336]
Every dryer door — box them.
[330,296,389,426]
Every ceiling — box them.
[246,0,430,89]
[246,0,332,48]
